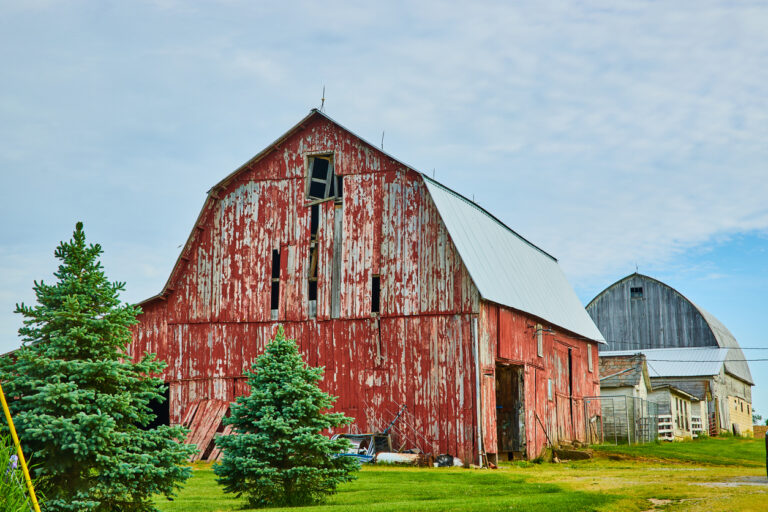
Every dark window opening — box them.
[143,384,170,430]
[271,249,280,310]
[310,204,319,237]
[307,155,342,201]
[371,275,380,313]
[630,286,643,299]
[308,245,318,302]
[271,249,281,279]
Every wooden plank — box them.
[208,424,234,462]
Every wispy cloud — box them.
[1,1,767,353]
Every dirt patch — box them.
[640,498,673,511]
[695,476,768,488]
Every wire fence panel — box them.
[583,396,658,445]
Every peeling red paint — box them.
[130,111,600,463]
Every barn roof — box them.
[648,384,700,402]
[589,273,752,384]
[140,109,604,342]
[600,347,730,379]
[423,177,605,343]
[692,304,753,386]
[598,353,650,389]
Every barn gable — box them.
[141,109,601,343]
[587,273,752,385]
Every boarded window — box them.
[630,286,643,299]
[271,249,280,311]
[307,155,342,201]
[536,324,543,357]
[371,275,380,313]
[587,344,593,373]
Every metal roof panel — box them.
[600,347,729,378]
[422,176,605,343]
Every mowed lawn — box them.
[154,466,613,512]
[592,434,766,467]
[155,437,767,512]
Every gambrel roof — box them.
[141,109,604,342]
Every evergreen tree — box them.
[214,326,359,508]
[0,222,196,512]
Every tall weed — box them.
[1,435,37,512]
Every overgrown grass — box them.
[154,464,616,512]
[592,435,766,467]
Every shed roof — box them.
[423,177,605,343]
[600,347,730,379]
[648,384,700,402]
[598,354,651,389]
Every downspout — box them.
[472,317,483,466]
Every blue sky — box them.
[2,1,767,418]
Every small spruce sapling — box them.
[214,326,359,508]
[0,222,196,512]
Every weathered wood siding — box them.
[132,115,482,461]
[588,273,753,434]
[479,303,600,459]
[131,113,598,462]
[587,274,716,350]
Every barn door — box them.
[496,365,526,458]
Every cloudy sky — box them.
[2,1,767,417]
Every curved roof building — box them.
[587,273,752,385]
[587,273,753,434]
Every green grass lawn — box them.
[154,465,615,512]
[592,435,766,467]
[155,437,767,512]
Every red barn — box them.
[130,109,605,464]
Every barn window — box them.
[587,344,593,373]
[630,286,643,299]
[271,249,280,312]
[307,154,342,201]
[536,324,543,357]
[308,204,319,317]
[371,275,380,314]
[547,379,553,401]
